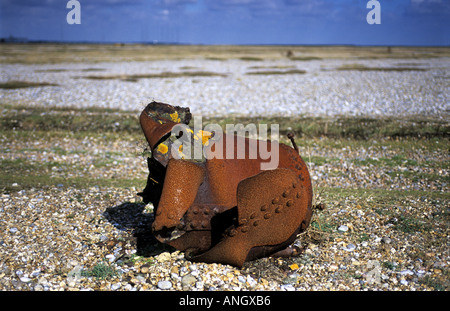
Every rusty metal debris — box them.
[137,101,313,268]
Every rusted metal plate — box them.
[138,101,313,268]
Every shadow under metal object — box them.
[137,101,313,268]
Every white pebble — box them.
[111,282,121,290]
[157,280,172,290]
[338,225,349,232]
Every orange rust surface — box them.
[138,102,313,267]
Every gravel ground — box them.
[0,57,449,292]
[1,57,449,117]
[0,131,448,292]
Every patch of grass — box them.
[247,65,296,70]
[246,69,306,75]
[34,69,68,73]
[238,56,264,61]
[353,155,419,167]
[81,262,118,279]
[1,104,448,143]
[81,71,226,81]
[385,170,450,184]
[419,275,448,291]
[336,63,427,72]
[0,148,145,192]
[0,80,59,89]
[0,173,145,192]
[202,115,449,140]
[1,44,448,64]
[289,56,322,61]
[0,105,141,133]
[80,68,106,72]
[390,215,432,233]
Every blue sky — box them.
[0,0,449,45]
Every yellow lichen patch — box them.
[156,143,168,154]
[289,263,299,270]
[169,112,181,123]
[178,144,185,159]
[200,130,212,146]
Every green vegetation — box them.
[81,71,226,81]
[81,262,118,279]
[202,115,449,140]
[246,69,307,75]
[0,101,447,290]
[1,44,449,64]
[336,63,427,72]
[0,80,59,89]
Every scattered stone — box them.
[343,244,356,252]
[338,225,349,232]
[157,280,172,290]
[156,252,171,262]
[181,274,197,287]
[0,57,447,291]
[111,283,121,290]
[381,237,392,244]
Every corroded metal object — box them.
[138,101,313,268]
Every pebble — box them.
[181,274,197,287]
[381,237,392,244]
[157,280,172,290]
[156,252,171,262]
[1,58,447,118]
[343,244,356,252]
[283,273,300,285]
[281,284,296,291]
[338,225,349,232]
[111,283,121,290]
[140,265,150,274]
[0,56,447,292]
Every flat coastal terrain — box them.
[0,44,448,291]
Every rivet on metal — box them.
[260,204,268,212]
[250,212,256,219]
[275,206,282,213]
[253,220,260,227]
[272,197,280,204]
[286,200,293,207]
[241,226,249,233]
[264,213,272,219]
[229,229,237,237]
[282,190,290,198]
